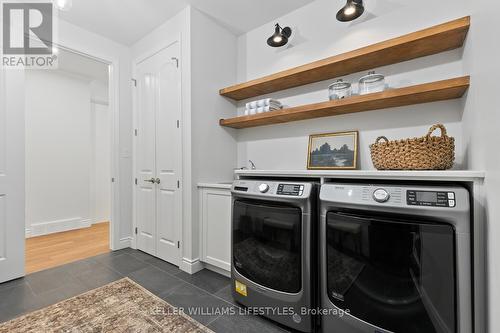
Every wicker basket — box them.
[370,124,455,170]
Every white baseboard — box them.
[93,219,110,225]
[26,217,92,238]
[116,237,132,250]
[179,257,204,274]
[203,262,231,278]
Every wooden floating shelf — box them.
[219,76,470,129]
[220,16,470,101]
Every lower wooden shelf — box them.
[219,76,470,129]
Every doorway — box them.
[24,48,113,273]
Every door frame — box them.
[131,36,183,266]
[44,42,121,251]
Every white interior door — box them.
[135,42,182,266]
[155,42,182,266]
[0,69,25,283]
[135,71,157,255]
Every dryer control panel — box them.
[320,183,468,212]
[407,190,456,207]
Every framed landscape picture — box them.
[307,131,358,170]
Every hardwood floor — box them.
[26,222,110,274]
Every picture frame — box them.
[307,131,358,170]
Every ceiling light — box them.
[337,0,364,22]
[267,23,292,48]
[54,0,72,11]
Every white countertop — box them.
[234,169,485,182]
[197,182,233,189]
[198,170,485,189]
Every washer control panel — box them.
[232,180,311,198]
[276,184,304,196]
[407,190,456,207]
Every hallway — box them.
[25,222,110,274]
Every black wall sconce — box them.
[337,0,365,22]
[267,23,292,47]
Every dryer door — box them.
[325,211,456,333]
[233,199,302,293]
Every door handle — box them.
[144,178,161,184]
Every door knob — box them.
[155,178,161,184]
[144,178,156,183]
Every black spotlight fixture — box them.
[267,23,292,47]
[336,0,365,22]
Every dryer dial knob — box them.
[258,183,270,193]
[373,188,390,203]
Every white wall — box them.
[58,19,133,249]
[25,70,93,236]
[190,6,238,265]
[90,80,109,104]
[90,80,111,223]
[92,103,111,223]
[236,0,468,170]
[461,1,500,332]
[25,71,111,236]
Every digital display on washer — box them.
[416,191,437,203]
[277,184,304,196]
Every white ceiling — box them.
[58,0,314,45]
[186,0,314,35]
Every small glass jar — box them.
[358,71,385,95]
[328,79,352,100]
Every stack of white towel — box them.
[245,98,282,115]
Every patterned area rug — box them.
[0,278,213,333]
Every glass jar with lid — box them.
[328,79,352,100]
[358,71,385,95]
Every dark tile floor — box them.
[0,248,289,333]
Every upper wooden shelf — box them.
[219,76,470,129]
[220,16,470,101]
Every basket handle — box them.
[426,124,448,139]
[375,136,389,144]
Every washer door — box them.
[233,199,302,293]
[325,211,456,333]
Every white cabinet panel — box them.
[200,188,231,272]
